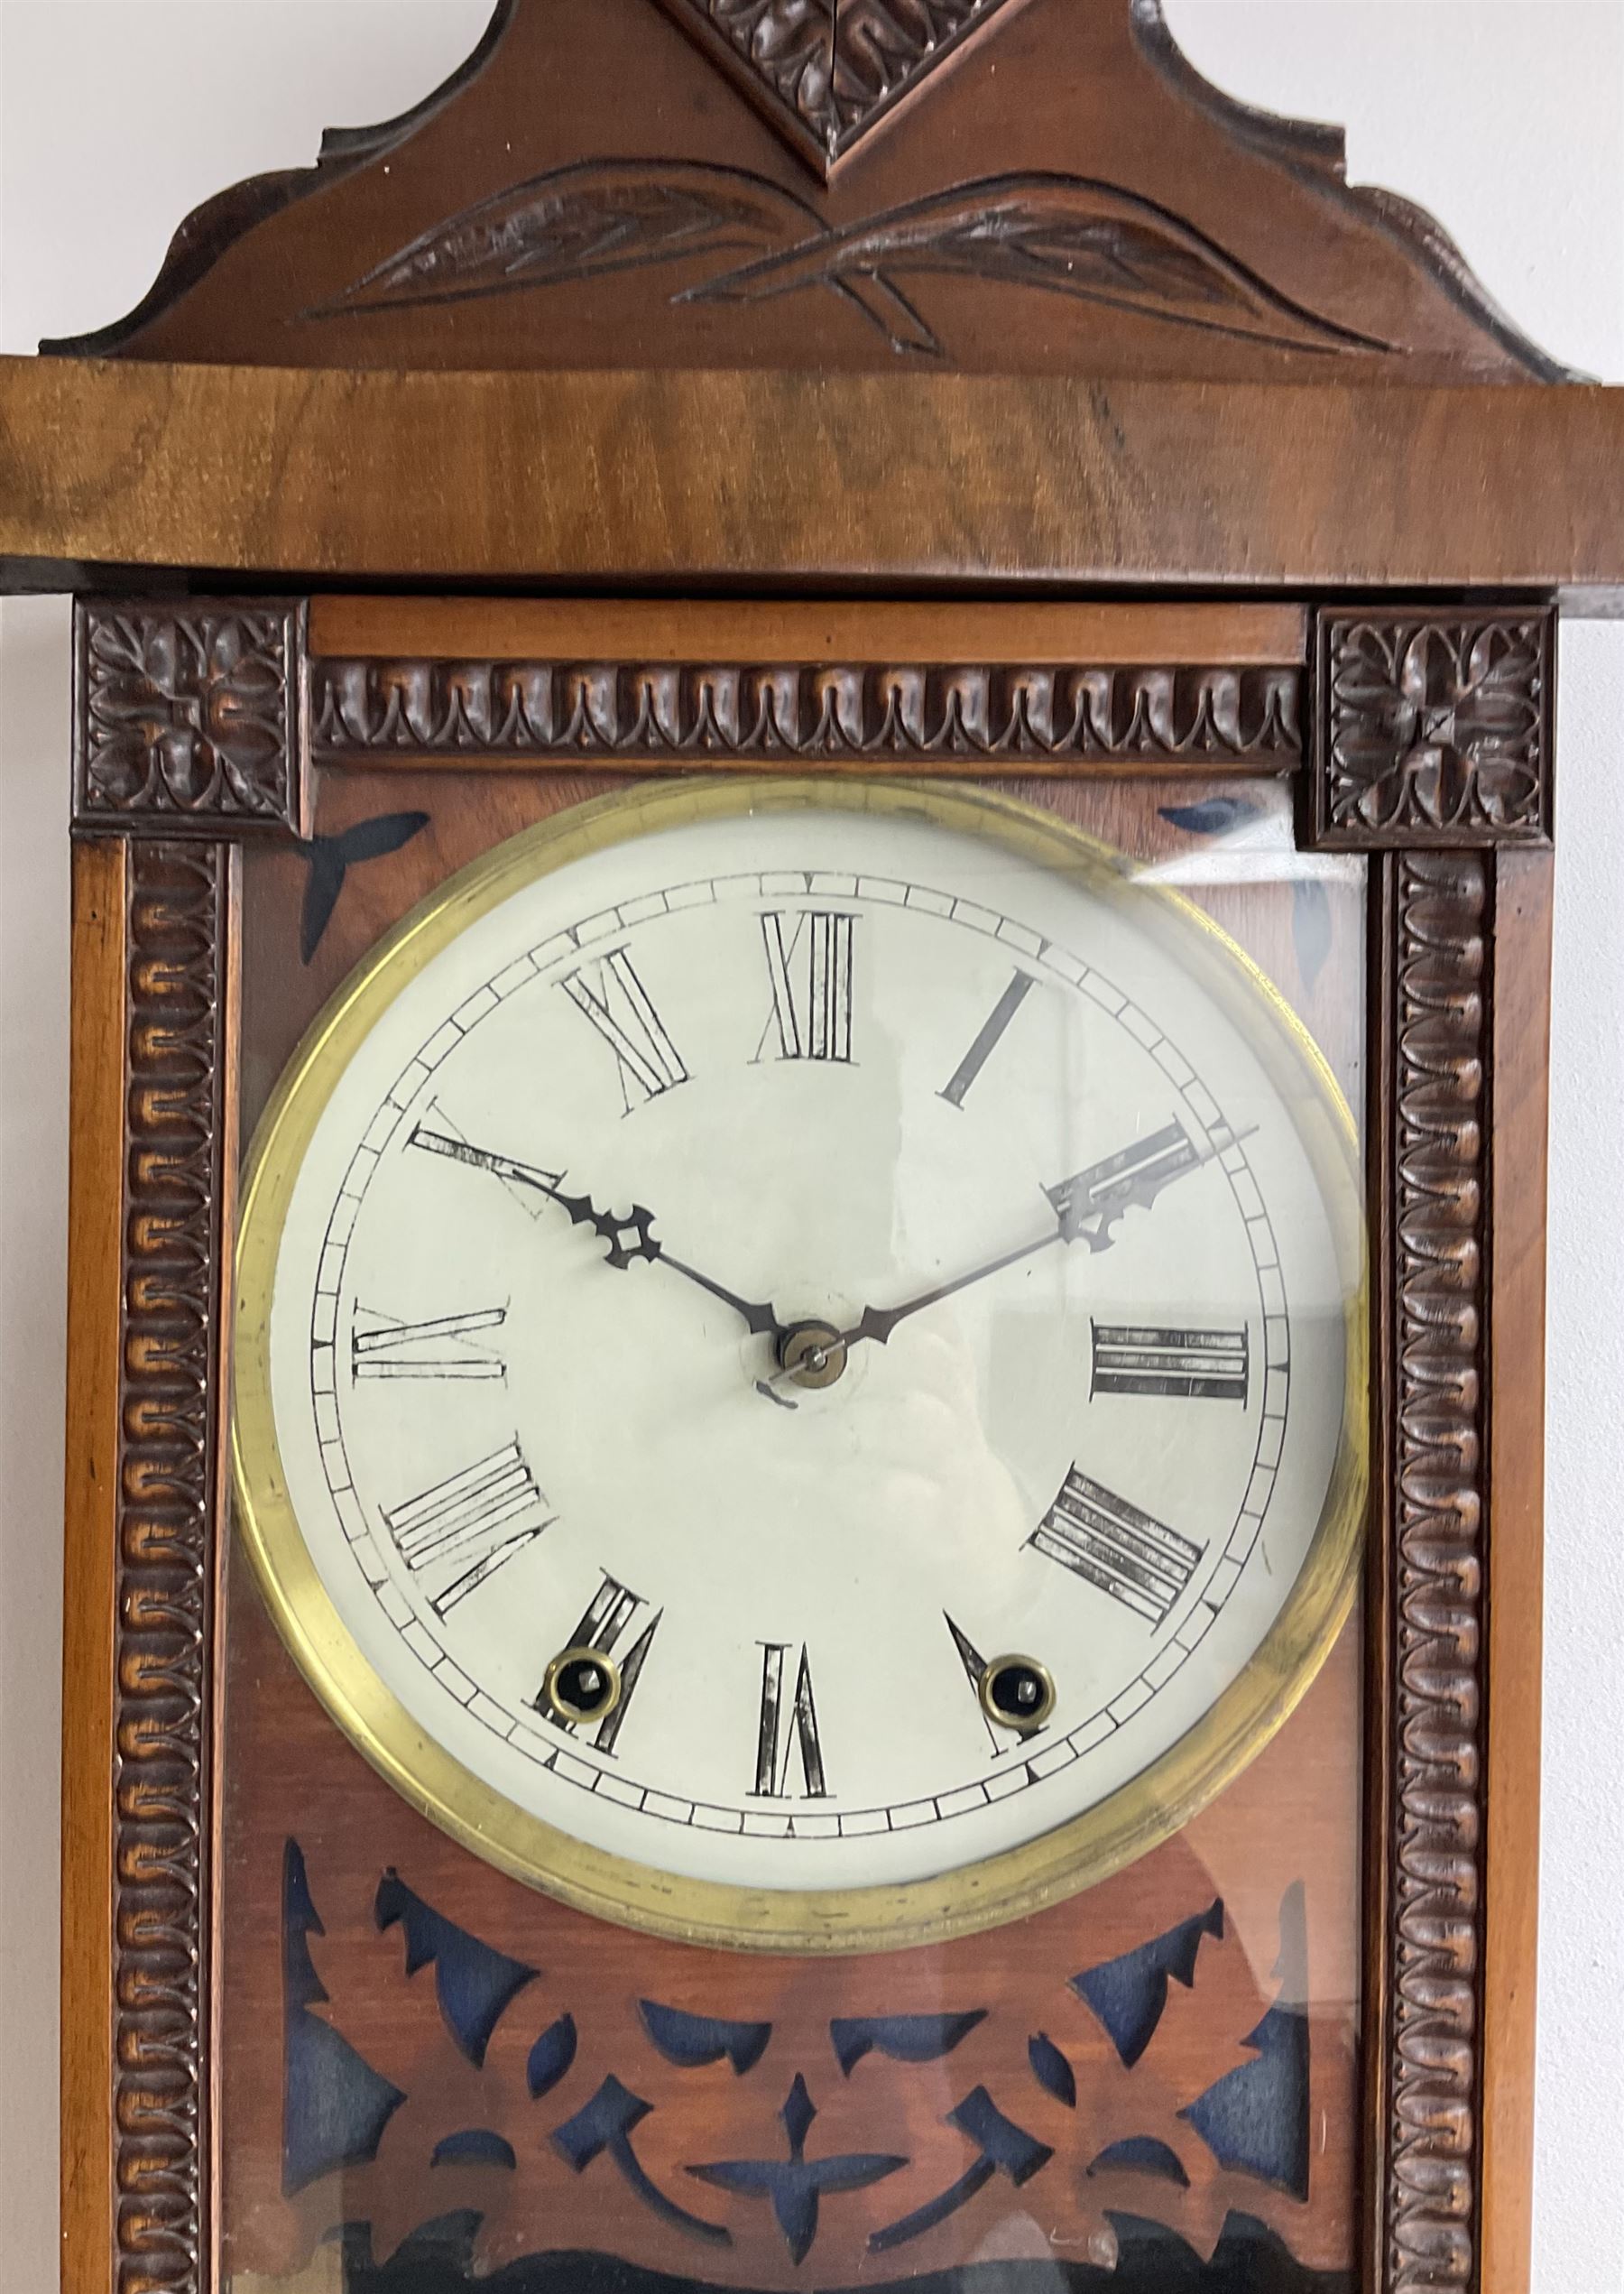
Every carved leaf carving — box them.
[708,0,833,121]
[688,174,1391,358]
[316,162,1387,365]
[310,161,821,319]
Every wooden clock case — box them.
[3,2,1621,2289]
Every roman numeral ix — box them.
[544,1570,662,1756]
[752,1642,828,1798]
[1029,1466,1203,1627]
[351,1304,507,1382]
[383,1438,552,1616]
[755,911,854,1064]
[1091,1320,1250,1402]
[560,947,688,1111]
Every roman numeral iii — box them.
[351,1304,507,1381]
[560,948,688,1110]
[383,1438,552,1616]
[755,911,854,1063]
[752,1642,828,1798]
[1029,1466,1203,1626]
[1091,1320,1250,1401]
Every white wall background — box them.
[1,4,1619,2288]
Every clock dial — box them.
[235,781,1365,1949]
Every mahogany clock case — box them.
[62,588,1549,2294]
[31,3,1581,2293]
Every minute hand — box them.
[838,1120,1232,1351]
[840,1229,1065,1348]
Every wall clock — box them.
[2,2,1621,2291]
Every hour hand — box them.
[409,1125,659,1266]
[1045,1119,1230,1252]
[409,1125,786,1337]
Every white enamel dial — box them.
[236,782,1363,1941]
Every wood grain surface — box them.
[4,359,1624,599]
[60,840,127,2294]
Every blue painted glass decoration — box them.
[1088,2135,1190,2188]
[829,2010,985,2075]
[1181,1882,1312,2199]
[1072,1898,1225,2067]
[281,1841,405,2197]
[374,1869,538,2068]
[868,2087,1052,2252]
[430,2129,518,2170]
[640,1997,772,2074]
[1027,2031,1076,2108]
[687,2073,906,2263]
[526,2012,577,2100]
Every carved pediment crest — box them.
[655,0,1023,175]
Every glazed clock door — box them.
[220,754,1370,2294]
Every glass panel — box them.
[221,766,1367,2293]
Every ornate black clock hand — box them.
[409,1126,788,1338]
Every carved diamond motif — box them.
[659,0,1021,175]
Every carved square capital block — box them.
[1308,608,1554,851]
[75,598,308,837]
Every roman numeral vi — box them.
[752,1642,828,1798]
[544,1569,662,1755]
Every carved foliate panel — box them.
[1309,611,1554,850]
[76,599,307,837]
[655,0,1023,176]
[114,840,233,2294]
